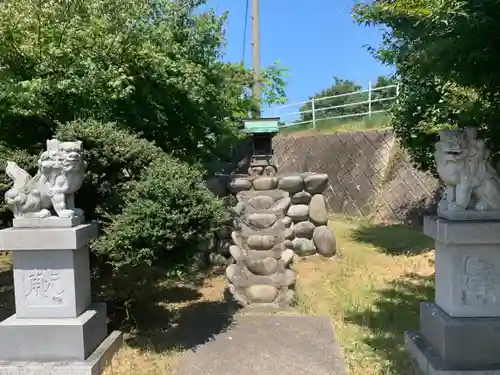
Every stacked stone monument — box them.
[406,128,500,375]
[0,139,121,375]
[225,172,336,306]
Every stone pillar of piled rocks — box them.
[225,173,336,306]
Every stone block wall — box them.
[222,173,336,306]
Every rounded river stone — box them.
[231,231,243,247]
[282,269,297,286]
[282,216,292,227]
[216,225,232,239]
[217,239,231,256]
[245,257,278,275]
[245,285,279,303]
[247,195,274,210]
[271,197,291,216]
[209,252,227,266]
[287,204,309,222]
[229,178,252,193]
[229,245,244,261]
[292,237,317,256]
[304,174,328,194]
[253,177,278,190]
[247,213,277,229]
[247,235,277,250]
[281,249,295,265]
[309,194,329,226]
[281,228,294,241]
[293,221,316,239]
[278,176,304,194]
[222,195,238,208]
[313,225,336,257]
[291,191,312,205]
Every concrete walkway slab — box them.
[174,315,346,375]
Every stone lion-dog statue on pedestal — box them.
[4,139,86,220]
[435,128,500,220]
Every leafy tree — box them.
[353,0,500,173]
[299,75,397,123]
[300,77,362,122]
[371,75,398,112]
[0,0,288,313]
[55,119,226,322]
[0,0,287,165]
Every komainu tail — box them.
[5,161,31,191]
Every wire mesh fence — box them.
[270,129,441,224]
[209,128,441,225]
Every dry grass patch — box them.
[0,253,230,375]
[294,217,434,375]
[102,273,230,375]
[0,218,435,375]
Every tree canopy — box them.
[0,0,288,294]
[0,0,286,165]
[353,0,500,172]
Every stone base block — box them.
[13,215,85,228]
[405,331,500,375]
[0,303,107,361]
[437,208,500,221]
[12,246,92,319]
[419,302,500,368]
[0,222,98,251]
[0,330,122,375]
[424,216,500,317]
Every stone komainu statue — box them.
[4,139,86,219]
[435,128,500,215]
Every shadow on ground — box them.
[345,273,434,374]
[0,255,238,355]
[350,223,433,255]
[125,298,240,353]
[96,265,240,354]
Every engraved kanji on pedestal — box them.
[0,139,122,375]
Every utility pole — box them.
[251,0,260,118]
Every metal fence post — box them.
[368,80,372,119]
[311,97,316,129]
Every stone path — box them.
[174,314,346,375]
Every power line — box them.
[241,0,250,64]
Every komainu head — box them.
[436,129,468,162]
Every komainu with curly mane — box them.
[5,139,86,219]
[435,128,500,218]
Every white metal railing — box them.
[262,82,400,130]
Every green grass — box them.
[0,219,435,375]
[279,113,391,135]
[294,218,434,375]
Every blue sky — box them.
[205,0,394,111]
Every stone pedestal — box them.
[405,216,500,375]
[0,223,122,374]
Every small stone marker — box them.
[0,139,122,375]
[405,128,500,375]
[174,315,346,375]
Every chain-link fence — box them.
[271,130,441,224]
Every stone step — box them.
[174,315,346,375]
